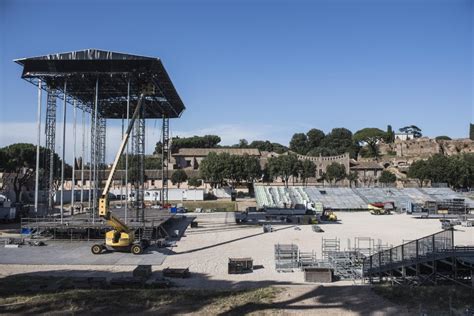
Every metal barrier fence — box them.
[363,229,454,274]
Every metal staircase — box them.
[364,229,474,288]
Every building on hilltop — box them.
[394,132,415,141]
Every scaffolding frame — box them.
[364,229,474,288]
[132,106,145,221]
[275,243,299,272]
[15,49,185,221]
[161,116,170,205]
[44,88,58,212]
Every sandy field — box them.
[162,211,473,289]
[0,211,472,315]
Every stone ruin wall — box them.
[379,137,474,158]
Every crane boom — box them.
[98,93,145,222]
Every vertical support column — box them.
[60,80,67,223]
[90,78,99,222]
[45,88,57,214]
[132,104,145,222]
[98,117,106,189]
[34,80,42,214]
[80,107,85,206]
[415,239,420,282]
[71,99,77,213]
[369,256,373,284]
[89,107,93,212]
[139,108,145,222]
[161,115,169,206]
[125,78,130,224]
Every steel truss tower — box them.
[132,105,145,221]
[161,116,170,205]
[45,88,58,212]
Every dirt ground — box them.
[163,211,473,289]
[0,211,472,315]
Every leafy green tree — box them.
[470,124,474,141]
[187,176,202,188]
[0,143,69,202]
[267,154,299,187]
[289,133,308,155]
[384,125,395,143]
[346,171,359,188]
[200,152,229,188]
[145,156,162,169]
[306,129,325,149]
[320,128,358,158]
[353,128,386,158]
[408,154,474,188]
[153,141,163,155]
[117,155,162,170]
[171,169,188,188]
[399,125,422,138]
[299,160,316,186]
[326,162,346,185]
[170,135,221,152]
[461,153,474,188]
[238,139,248,148]
[248,140,288,154]
[435,136,451,141]
[320,172,329,187]
[0,143,37,202]
[407,160,429,187]
[425,154,451,184]
[240,154,262,195]
[379,170,397,185]
[227,155,245,187]
[447,155,470,189]
[271,143,288,154]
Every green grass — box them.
[373,285,474,313]
[0,275,278,315]
[170,200,237,212]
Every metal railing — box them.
[363,229,454,274]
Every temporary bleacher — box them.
[254,185,474,211]
[305,187,367,209]
[355,188,425,209]
[363,229,474,287]
[421,188,474,208]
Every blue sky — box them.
[0,0,472,162]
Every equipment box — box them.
[228,257,253,274]
[304,267,333,283]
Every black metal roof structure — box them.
[15,49,185,119]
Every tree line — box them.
[153,124,430,159]
[408,153,474,189]
[197,151,398,188]
[0,143,71,202]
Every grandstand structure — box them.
[363,229,474,288]
[254,185,474,210]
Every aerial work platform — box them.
[363,229,474,288]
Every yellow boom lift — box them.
[91,91,149,255]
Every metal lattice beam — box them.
[161,116,170,205]
[132,105,145,221]
[44,88,57,212]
